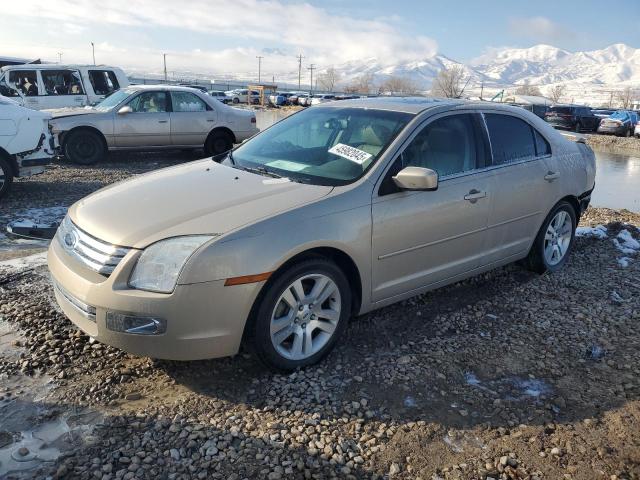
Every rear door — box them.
[371,112,492,302]
[482,112,558,263]
[169,91,216,146]
[113,90,170,147]
[40,69,88,109]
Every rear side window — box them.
[549,106,572,115]
[88,70,120,96]
[41,70,85,96]
[484,113,536,165]
[170,92,209,112]
[8,70,38,96]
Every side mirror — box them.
[117,105,132,115]
[392,166,438,191]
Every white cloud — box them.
[1,0,438,74]
[508,16,574,44]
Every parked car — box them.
[0,95,56,199]
[48,85,259,165]
[225,89,260,104]
[597,110,638,137]
[635,118,640,138]
[310,94,336,105]
[544,104,599,132]
[0,64,129,110]
[48,98,595,370]
[508,103,549,119]
[591,108,616,121]
[208,90,230,103]
[297,94,311,106]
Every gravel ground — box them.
[585,134,640,154]
[1,154,640,479]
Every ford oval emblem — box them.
[63,231,78,249]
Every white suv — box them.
[0,96,56,199]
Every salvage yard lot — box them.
[1,154,639,479]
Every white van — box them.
[0,64,129,110]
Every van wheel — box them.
[204,131,233,156]
[574,122,581,133]
[525,201,577,274]
[251,258,351,371]
[64,130,106,165]
[232,98,239,104]
[0,155,14,200]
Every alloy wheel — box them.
[544,210,572,266]
[270,273,341,361]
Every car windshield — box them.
[94,89,133,111]
[610,111,630,121]
[230,106,412,186]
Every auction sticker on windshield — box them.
[328,143,372,165]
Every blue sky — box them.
[2,0,638,74]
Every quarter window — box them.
[128,92,168,113]
[88,70,120,96]
[484,113,536,165]
[8,70,38,96]
[534,130,551,156]
[41,70,85,96]
[400,114,481,177]
[170,92,208,112]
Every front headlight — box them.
[128,236,213,293]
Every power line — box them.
[297,54,304,90]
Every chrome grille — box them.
[57,216,131,276]
[53,281,96,322]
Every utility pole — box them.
[163,53,167,83]
[307,64,315,95]
[480,81,484,101]
[57,52,63,63]
[296,54,304,90]
[256,56,264,83]
[91,42,95,65]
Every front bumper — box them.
[47,237,261,361]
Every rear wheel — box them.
[204,131,233,156]
[64,130,106,165]
[251,258,351,371]
[232,97,239,104]
[574,122,582,133]
[0,155,14,200]
[525,201,577,274]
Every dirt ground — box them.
[0,155,639,479]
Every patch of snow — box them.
[464,372,481,386]
[575,225,607,239]
[0,252,48,270]
[403,396,417,408]
[614,229,640,254]
[618,257,632,268]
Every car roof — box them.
[319,96,489,114]
[0,64,120,71]
[123,84,209,93]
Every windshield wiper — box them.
[240,165,283,179]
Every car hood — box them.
[69,160,333,248]
[46,107,99,119]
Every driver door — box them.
[371,112,492,303]
[114,91,171,147]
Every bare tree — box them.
[317,67,339,92]
[430,66,468,98]
[345,73,374,95]
[514,81,542,97]
[546,84,566,103]
[378,76,420,95]
[617,87,635,109]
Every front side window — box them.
[41,70,85,95]
[170,92,208,112]
[8,70,38,96]
[231,107,412,186]
[484,113,536,165]
[399,114,481,177]
[128,92,168,113]
[88,70,120,96]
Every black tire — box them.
[0,155,14,200]
[625,128,631,138]
[232,97,239,104]
[64,129,106,165]
[204,131,233,156]
[251,258,352,371]
[524,201,577,274]
[574,122,581,133]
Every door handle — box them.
[544,171,560,182]
[158,120,168,123]
[464,189,486,203]
[206,119,215,122]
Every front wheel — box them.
[525,201,577,274]
[0,155,14,200]
[64,130,106,165]
[251,258,352,371]
[204,131,233,156]
[574,122,582,133]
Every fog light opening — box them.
[106,312,167,335]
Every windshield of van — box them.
[94,88,133,111]
[229,106,412,186]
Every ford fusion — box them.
[48,98,596,370]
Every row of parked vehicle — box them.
[530,103,639,137]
